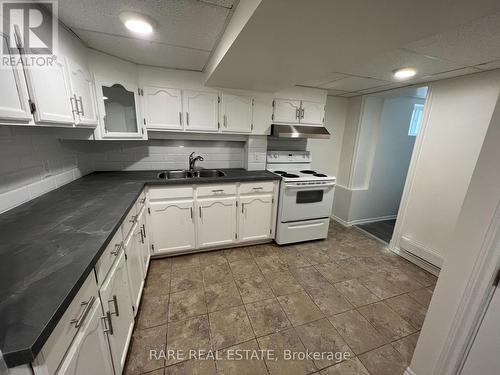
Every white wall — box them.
[332,95,422,224]
[409,91,500,375]
[392,70,500,267]
[0,126,95,214]
[307,96,348,176]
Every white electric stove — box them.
[267,151,336,244]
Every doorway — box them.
[352,86,428,243]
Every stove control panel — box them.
[267,151,311,163]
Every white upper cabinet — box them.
[66,57,98,127]
[24,55,75,125]
[183,90,219,132]
[143,86,183,130]
[273,99,301,124]
[238,194,273,242]
[96,79,145,139]
[0,34,32,124]
[272,98,325,126]
[196,197,237,248]
[220,93,253,133]
[300,100,324,125]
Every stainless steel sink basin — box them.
[157,169,225,179]
[193,169,226,178]
[157,170,193,179]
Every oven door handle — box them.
[285,183,336,189]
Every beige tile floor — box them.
[124,222,436,375]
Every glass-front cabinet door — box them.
[96,79,144,139]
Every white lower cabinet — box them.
[150,199,196,255]
[55,301,114,375]
[137,205,150,278]
[196,197,237,248]
[99,250,134,375]
[238,194,274,242]
[123,222,144,315]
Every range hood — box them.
[270,124,330,139]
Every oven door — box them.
[280,181,335,222]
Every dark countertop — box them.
[0,169,280,367]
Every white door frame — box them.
[388,85,442,275]
[434,201,500,374]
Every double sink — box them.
[158,169,226,180]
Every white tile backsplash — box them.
[0,128,247,213]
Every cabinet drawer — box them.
[122,204,138,239]
[95,229,124,286]
[197,184,236,198]
[149,186,194,201]
[239,181,274,195]
[39,272,98,375]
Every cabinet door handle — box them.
[252,187,263,190]
[140,229,144,244]
[70,96,78,114]
[199,206,202,219]
[108,295,120,317]
[223,114,227,127]
[129,215,138,223]
[101,311,113,335]
[179,111,182,125]
[190,207,193,220]
[186,112,190,126]
[241,203,245,214]
[142,224,146,238]
[77,96,84,116]
[301,108,305,119]
[139,197,146,204]
[70,296,95,328]
[111,243,122,256]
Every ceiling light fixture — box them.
[120,12,154,35]
[393,67,417,80]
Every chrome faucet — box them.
[189,152,204,171]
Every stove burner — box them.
[273,170,287,175]
[313,173,327,177]
[300,170,316,174]
[283,173,299,178]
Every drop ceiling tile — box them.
[200,0,235,9]
[412,67,482,84]
[58,0,230,51]
[475,60,500,71]
[299,72,348,87]
[327,89,349,96]
[325,76,390,92]
[404,12,500,66]
[77,30,210,71]
[341,48,464,82]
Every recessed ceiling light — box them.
[393,67,417,80]
[120,12,154,35]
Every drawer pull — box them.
[70,296,95,328]
[139,198,146,204]
[142,224,146,238]
[101,312,113,335]
[111,243,122,256]
[212,189,224,193]
[129,215,138,223]
[108,295,120,317]
[252,187,263,190]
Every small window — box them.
[409,103,424,136]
